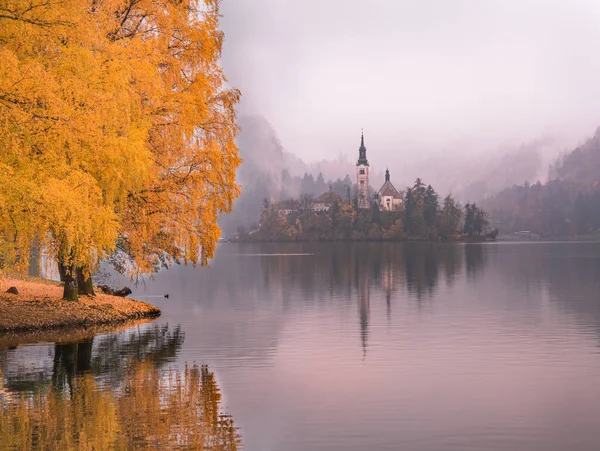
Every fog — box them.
[221,0,600,168]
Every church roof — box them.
[314,191,343,204]
[356,132,369,166]
[378,180,401,199]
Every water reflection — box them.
[488,242,600,341]
[6,243,600,451]
[464,243,488,281]
[256,242,466,302]
[256,243,469,356]
[0,325,241,450]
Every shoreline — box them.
[0,278,160,334]
[0,317,158,350]
[233,237,495,244]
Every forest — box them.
[240,179,491,242]
[483,127,600,237]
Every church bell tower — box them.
[356,131,370,209]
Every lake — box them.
[3,242,600,450]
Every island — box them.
[235,133,495,243]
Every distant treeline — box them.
[280,170,354,200]
[218,116,357,236]
[483,127,600,237]
[238,179,491,242]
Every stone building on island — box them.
[276,191,343,216]
[312,191,343,212]
[377,169,402,211]
[356,132,403,211]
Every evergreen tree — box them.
[316,172,327,194]
[301,173,316,195]
[405,179,427,237]
[440,194,461,238]
[463,203,488,238]
[404,187,417,235]
[371,199,382,226]
[424,185,439,228]
[463,203,475,236]
[413,178,427,202]
[473,205,489,237]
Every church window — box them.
[360,180,364,185]
[359,169,365,174]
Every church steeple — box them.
[356,129,370,209]
[385,168,390,182]
[357,130,369,166]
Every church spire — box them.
[385,168,390,182]
[357,129,369,166]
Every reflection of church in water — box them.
[256,240,469,359]
[355,250,396,359]
[356,132,403,211]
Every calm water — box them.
[3,242,600,450]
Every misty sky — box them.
[220,0,600,163]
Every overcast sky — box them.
[220,0,600,163]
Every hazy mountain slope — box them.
[482,127,600,236]
[550,127,600,188]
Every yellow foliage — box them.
[0,361,241,450]
[0,0,241,282]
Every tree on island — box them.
[250,178,486,242]
[440,195,462,239]
[463,203,489,238]
[424,185,440,240]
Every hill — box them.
[483,127,600,236]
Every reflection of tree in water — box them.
[404,244,438,300]
[257,242,472,356]
[403,243,466,301]
[438,244,463,287]
[1,322,239,449]
[2,324,184,398]
[50,324,184,394]
[52,339,94,394]
[464,244,487,281]
[91,323,184,387]
[260,242,466,301]
[1,361,241,450]
[494,243,600,344]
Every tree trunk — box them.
[76,266,95,296]
[76,338,93,373]
[59,262,78,302]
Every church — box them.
[356,132,403,211]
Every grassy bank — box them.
[0,278,160,333]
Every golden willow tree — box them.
[109,0,241,276]
[0,0,240,300]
